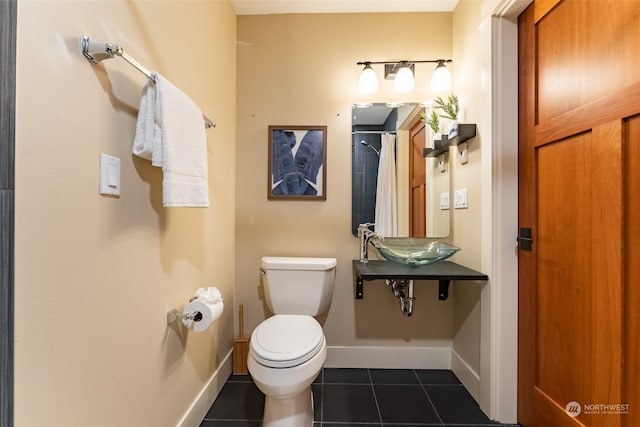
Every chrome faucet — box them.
[358,223,384,263]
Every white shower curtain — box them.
[374,132,398,237]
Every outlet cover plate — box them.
[454,188,468,209]
[440,192,450,210]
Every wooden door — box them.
[409,121,426,237]
[518,1,640,426]
[623,115,640,427]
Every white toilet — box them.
[248,256,337,427]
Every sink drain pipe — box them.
[387,279,414,316]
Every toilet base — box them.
[262,385,313,427]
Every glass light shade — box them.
[430,62,452,93]
[394,65,415,93]
[358,65,379,94]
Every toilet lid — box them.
[250,314,325,368]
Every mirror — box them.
[351,103,450,238]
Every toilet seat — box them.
[250,314,325,368]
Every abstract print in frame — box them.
[268,125,327,200]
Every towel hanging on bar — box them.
[81,35,216,129]
[132,72,210,208]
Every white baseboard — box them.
[177,349,233,427]
[177,346,471,426]
[325,345,452,369]
[451,349,480,402]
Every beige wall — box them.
[236,13,459,360]
[12,2,512,423]
[427,153,452,238]
[448,3,521,415]
[450,0,485,394]
[14,1,236,426]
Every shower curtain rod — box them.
[352,131,396,134]
[81,36,216,129]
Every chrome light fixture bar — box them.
[356,59,453,95]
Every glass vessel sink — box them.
[370,238,460,266]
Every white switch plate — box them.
[454,188,468,209]
[440,192,450,210]
[99,153,121,196]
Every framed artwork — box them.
[268,125,327,200]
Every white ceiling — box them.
[230,0,459,15]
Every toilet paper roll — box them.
[182,298,223,332]
[195,286,222,302]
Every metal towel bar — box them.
[81,35,216,129]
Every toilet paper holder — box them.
[166,309,202,325]
[167,288,223,328]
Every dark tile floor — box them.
[200,368,521,427]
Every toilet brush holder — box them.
[233,304,249,375]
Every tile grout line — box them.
[318,368,324,424]
[203,369,521,427]
[416,371,446,426]
[366,368,384,426]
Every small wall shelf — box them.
[353,259,488,300]
[423,123,477,158]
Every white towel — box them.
[133,79,162,166]
[133,72,209,207]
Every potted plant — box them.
[421,110,441,147]
[433,94,460,138]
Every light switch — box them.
[107,163,119,187]
[440,192,450,210]
[454,188,468,209]
[100,153,121,196]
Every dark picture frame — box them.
[268,125,327,200]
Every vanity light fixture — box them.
[393,61,415,93]
[430,60,453,93]
[356,59,452,95]
[357,62,379,94]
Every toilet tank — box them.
[260,257,337,316]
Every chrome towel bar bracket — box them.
[81,35,216,129]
